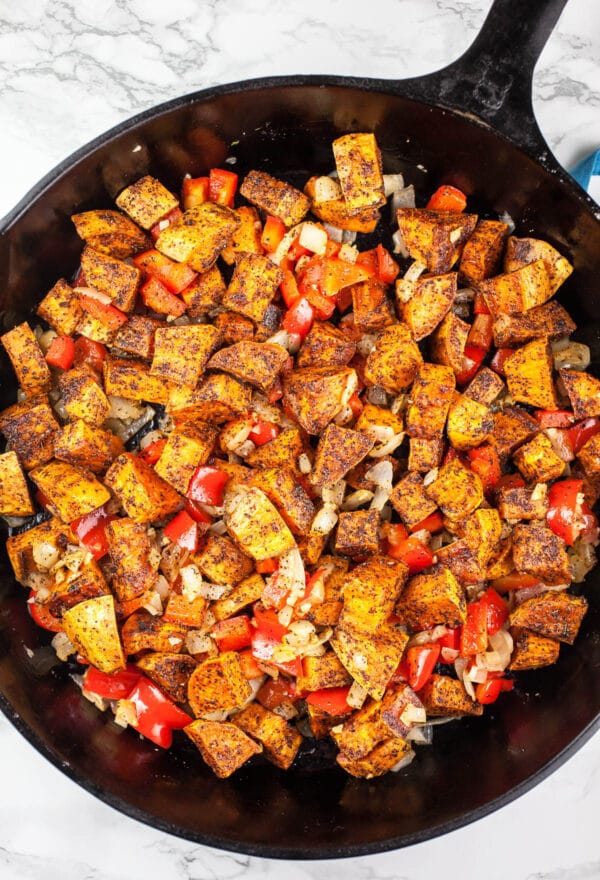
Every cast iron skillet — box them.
[0,0,599,860]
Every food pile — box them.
[1,131,598,779]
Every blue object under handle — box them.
[570,150,600,191]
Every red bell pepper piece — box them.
[467,445,501,495]
[163,510,200,552]
[257,676,299,709]
[186,465,228,506]
[182,176,210,210]
[495,473,525,492]
[184,498,213,524]
[209,168,238,207]
[335,283,354,313]
[251,605,301,677]
[456,345,486,386]
[138,438,167,465]
[238,649,263,679]
[479,587,508,635]
[45,335,75,370]
[79,293,128,330]
[261,215,286,253]
[475,676,514,705]
[405,643,441,691]
[73,337,107,372]
[580,502,599,543]
[386,534,435,575]
[426,184,467,213]
[71,506,116,560]
[546,479,585,545]
[321,258,372,296]
[473,290,491,314]
[490,347,513,377]
[211,615,253,652]
[305,687,353,715]
[305,288,337,320]
[83,665,141,700]
[127,676,192,748]
[249,420,280,446]
[410,511,444,534]
[133,249,197,294]
[376,244,400,283]
[253,605,287,641]
[280,269,301,308]
[150,207,183,241]
[460,601,488,657]
[27,592,63,632]
[534,409,575,429]
[255,557,279,575]
[356,248,379,275]
[467,314,493,352]
[282,297,314,339]
[437,628,460,650]
[568,417,600,454]
[268,376,283,404]
[347,391,363,419]
[140,276,186,317]
[490,572,540,593]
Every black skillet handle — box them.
[396,0,569,161]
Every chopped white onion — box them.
[322,480,346,506]
[364,459,393,488]
[341,229,357,245]
[423,468,439,487]
[552,341,591,371]
[347,680,368,709]
[299,222,328,255]
[311,504,338,535]
[369,431,405,458]
[323,223,343,242]
[383,173,405,197]
[314,176,342,202]
[407,724,433,745]
[74,286,112,305]
[341,489,374,510]
[366,385,388,406]
[390,749,416,772]
[393,228,409,258]
[278,548,306,607]
[356,334,377,357]
[498,210,516,233]
[298,453,312,474]
[52,631,76,662]
[391,184,416,214]
[338,243,358,263]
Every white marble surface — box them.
[1,0,600,877]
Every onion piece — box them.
[391,184,416,214]
[390,749,416,772]
[552,341,591,371]
[299,222,328,255]
[383,173,405,197]
[311,504,338,535]
[314,176,342,202]
[407,724,433,745]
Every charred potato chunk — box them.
[513,432,565,483]
[560,369,600,420]
[187,651,252,717]
[167,373,252,423]
[103,356,171,405]
[54,419,123,473]
[352,279,394,333]
[479,260,552,315]
[115,175,179,229]
[330,622,408,700]
[104,453,182,523]
[512,522,572,586]
[107,518,158,602]
[136,653,197,704]
[464,367,505,406]
[399,272,457,341]
[405,363,455,439]
[185,720,261,778]
[425,458,484,519]
[430,311,469,375]
[336,737,413,779]
[250,467,314,537]
[504,236,573,294]
[334,509,380,557]
[509,627,561,671]
[0,451,34,516]
[509,590,587,644]
[72,209,150,258]
[491,405,539,460]
[233,703,302,770]
[30,460,110,522]
[332,132,385,213]
[207,341,288,392]
[504,339,557,410]
[492,299,576,348]
[296,320,356,369]
[195,533,254,585]
[310,424,373,487]
[420,674,483,716]
[80,246,141,312]
[396,208,477,274]
[113,314,160,360]
[58,364,111,427]
[37,279,83,336]
[155,203,239,273]
[121,610,188,655]
[283,366,357,435]
[181,265,226,317]
[459,218,508,283]
[211,573,265,622]
[497,483,549,521]
[390,472,438,530]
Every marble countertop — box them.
[1,1,599,878]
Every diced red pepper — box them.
[467,314,493,352]
[490,572,540,593]
[426,184,467,213]
[83,665,141,700]
[546,427,574,462]
[490,347,514,377]
[127,676,192,748]
[534,409,575,429]
[140,276,186,317]
[186,465,229,506]
[261,574,289,610]
[405,643,441,691]
[133,249,197,295]
[268,376,283,404]
[568,417,600,454]
[150,207,183,241]
[546,479,584,546]
[138,438,167,465]
[437,628,460,650]
[184,498,213,524]
[305,686,353,715]
[335,283,354,313]
[356,248,379,275]
[495,473,525,493]
[261,215,286,253]
[209,168,238,207]
[282,297,314,339]
[253,605,288,642]
[280,269,301,308]
[479,588,508,635]
[467,445,502,496]
[456,346,486,386]
[79,293,128,330]
[410,511,444,534]
[45,335,75,370]
[163,510,200,552]
[238,649,263,679]
[255,557,279,575]
[376,244,400,283]
[475,676,514,705]
[251,605,301,677]
[27,592,63,632]
[211,615,253,652]
[71,506,116,560]
[347,392,363,419]
[321,257,372,296]
[580,502,600,544]
[305,287,337,320]
[460,601,488,657]
[257,676,299,709]
[249,420,280,446]
[386,534,435,575]
[73,337,107,372]
[182,176,210,210]
[473,290,491,314]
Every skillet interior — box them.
[0,81,600,859]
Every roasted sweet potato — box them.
[62,595,125,674]
[224,486,296,561]
[195,533,254,585]
[296,652,352,692]
[233,702,302,770]
[239,170,310,227]
[332,132,385,213]
[459,218,508,283]
[479,260,552,315]
[504,236,573,294]
[136,653,197,704]
[498,483,549,521]
[336,736,413,779]
[211,573,265,622]
[512,522,572,586]
[185,720,261,778]
[220,206,263,264]
[1,322,51,394]
[222,252,284,324]
[250,467,314,536]
[396,208,477,274]
[181,265,226,317]
[334,509,380,557]
[464,508,502,568]
[155,203,239,272]
[104,453,182,523]
[115,175,179,229]
[446,393,494,450]
[154,420,217,495]
[107,518,159,602]
[560,369,600,419]
[121,610,188,655]
[425,458,484,519]
[509,627,561,670]
[207,341,289,392]
[80,246,141,312]
[59,364,111,427]
[390,472,438,530]
[513,432,566,483]
[0,451,34,517]
[150,324,221,387]
[419,674,483,716]
[491,405,539,460]
[54,419,123,473]
[464,367,505,406]
[509,590,587,643]
[283,366,357,435]
[430,311,469,374]
[167,373,252,423]
[364,323,423,394]
[30,460,110,522]
[492,299,576,348]
[6,517,72,588]
[396,564,467,630]
[399,272,457,341]
[504,338,557,410]
[296,320,356,369]
[408,437,445,473]
[330,622,408,700]
[405,363,455,439]
[351,279,394,332]
[37,279,83,336]
[72,209,150,258]
[339,556,407,631]
[103,356,171,405]
[187,651,252,716]
[310,423,373,487]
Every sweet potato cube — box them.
[54,419,123,473]
[283,366,357,435]
[250,467,314,536]
[155,421,217,495]
[62,594,125,673]
[334,509,380,557]
[239,170,310,227]
[30,460,110,522]
[0,451,34,516]
[339,556,408,631]
[207,341,288,392]
[560,369,600,420]
[116,175,179,229]
[396,208,478,274]
[48,559,109,616]
[459,218,508,283]
[513,432,565,482]
[113,314,160,360]
[310,424,373,487]
[512,522,572,586]
[364,323,423,394]
[155,203,239,272]
[221,253,284,324]
[430,311,469,374]
[381,683,427,738]
[181,265,226,318]
[213,311,255,345]
[509,627,561,670]
[408,437,445,473]
[72,209,150,258]
[332,132,385,213]
[58,364,110,427]
[107,517,158,602]
[498,483,549,521]
[336,737,413,779]
[185,720,261,778]
[390,472,438,530]
[136,653,197,704]
[188,651,252,716]
[491,405,538,460]
[464,508,502,568]
[76,313,116,346]
[436,538,483,586]
[80,246,141,312]
[296,320,356,369]
[354,405,404,452]
[105,453,181,523]
[330,622,408,700]
[396,564,467,630]
[1,322,50,394]
[446,393,493,450]
[330,699,390,761]
[219,205,262,264]
[479,260,552,315]
[405,363,455,439]
[304,176,379,232]
[167,373,251,423]
[464,367,505,406]
[492,300,576,348]
[211,572,265,622]
[351,279,394,333]
[150,324,221,388]
[121,610,187,654]
[224,486,296,561]
[399,272,457,341]
[233,702,302,770]
[37,279,83,336]
[245,426,305,470]
[504,338,557,410]
[509,590,587,644]
[420,674,483,716]
[504,236,573,294]
[103,356,171,405]
[195,533,254,586]
[578,433,600,478]
[305,557,348,627]
[297,652,352,692]
[425,458,484,519]
[6,517,72,587]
